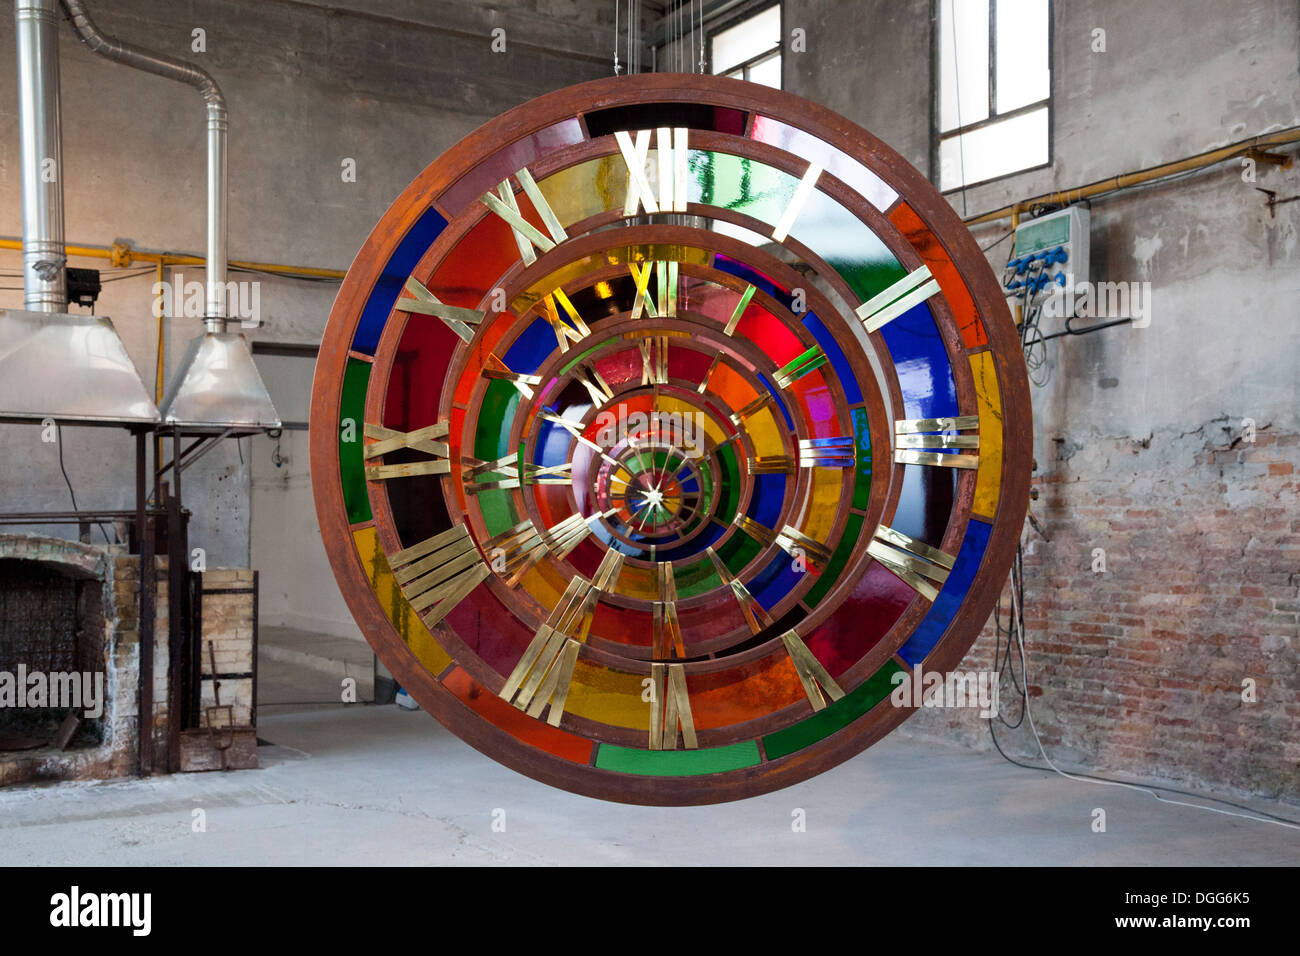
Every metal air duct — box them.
[1,0,158,425]
[60,0,279,432]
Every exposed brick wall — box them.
[0,536,169,786]
[897,421,1300,804]
[196,569,256,729]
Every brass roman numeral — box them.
[771,160,823,242]
[653,561,684,660]
[616,127,688,216]
[388,525,490,629]
[480,166,568,265]
[706,546,774,635]
[855,266,942,332]
[540,288,590,353]
[894,415,980,469]
[649,662,697,750]
[462,453,572,493]
[866,525,955,602]
[773,344,829,389]
[499,549,624,725]
[799,437,856,468]
[722,284,756,336]
[363,421,451,480]
[482,353,541,399]
[398,277,487,344]
[639,335,670,385]
[780,629,845,712]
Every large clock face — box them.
[310,75,1030,805]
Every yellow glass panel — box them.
[519,563,564,609]
[615,563,658,601]
[656,394,727,444]
[969,350,1003,517]
[799,466,843,541]
[352,527,452,676]
[746,407,784,459]
[564,659,650,728]
[537,156,625,229]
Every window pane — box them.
[747,54,782,89]
[938,106,1048,190]
[712,5,781,75]
[996,0,1050,112]
[938,0,990,132]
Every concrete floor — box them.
[0,634,1296,865]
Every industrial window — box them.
[711,4,782,89]
[936,0,1051,192]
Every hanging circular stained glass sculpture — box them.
[310,75,1030,805]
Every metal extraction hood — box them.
[0,308,159,424]
[2,0,159,426]
[160,332,280,432]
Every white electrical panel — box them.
[1002,205,1090,319]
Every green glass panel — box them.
[675,559,722,599]
[340,358,372,524]
[762,660,905,760]
[474,379,522,536]
[688,150,797,228]
[786,188,904,303]
[852,407,873,510]
[804,511,863,608]
[594,739,761,776]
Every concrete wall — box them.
[0,0,617,632]
[782,0,1299,798]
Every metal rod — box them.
[15,0,67,311]
[60,0,229,331]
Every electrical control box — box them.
[1002,205,1090,319]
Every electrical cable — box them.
[55,423,111,545]
[988,532,1300,831]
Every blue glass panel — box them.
[757,372,796,431]
[750,553,803,611]
[503,317,556,374]
[655,521,724,562]
[877,302,959,420]
[801,311,863,406]
[745,474,785,527]
[352,206,448,356]
[897,518,991,666]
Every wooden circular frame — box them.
[310,74,1031,805]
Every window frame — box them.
[708,1,784,89]
[930,0,1054,193]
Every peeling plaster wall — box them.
[783,0,1300,798]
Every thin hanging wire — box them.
[614,0,620,74]
[698,0,706,73]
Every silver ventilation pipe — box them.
[15,0,67,312]
[60,0,229,332]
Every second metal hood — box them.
[159,332,280,433]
